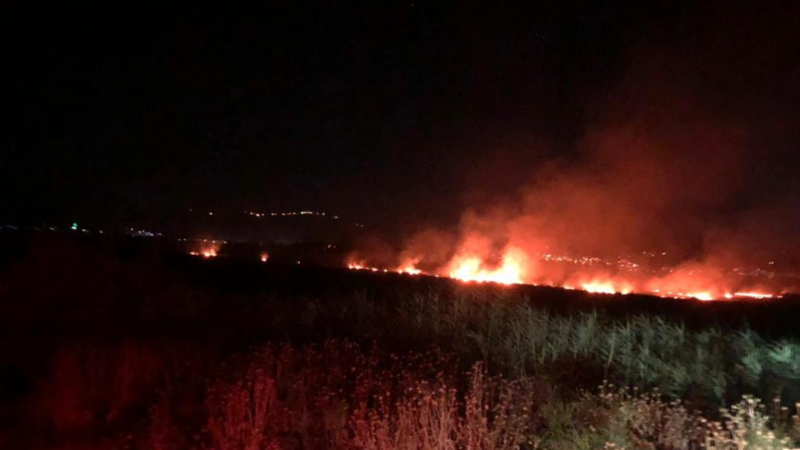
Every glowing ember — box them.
[732,292,774,299]
[580,280,632,295]
[348,259,422,276]
[260,252,269,263]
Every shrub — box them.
[33,341,163,434]
[205,368,282,450]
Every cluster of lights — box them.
[246,210,367,228]
[193,208,367,228]
[542,254,603,265]
[127,227,162,238]
[539,251,789,283]
[540,253,660,275]
[247,210,339,219]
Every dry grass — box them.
[10,279,800,448]
[134,342,799,450]
[32,341,164,434]
[352,364,538,450]
[8,336,800,449]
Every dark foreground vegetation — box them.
[1,232,800,449]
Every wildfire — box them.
[447,250,524,285]
[190,248,218,258]
[580,280,633,295]
[726,292,775,300]
[348,260,419,275]
[189,240,221,259]
[687,292,714,301]
[397,264,422,275]
[345,248,782,301]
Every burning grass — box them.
[347,256,781,301]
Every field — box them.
[1,232,800,449]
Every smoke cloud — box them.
[350,2,800,297]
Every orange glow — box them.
[348,258,423,276]
[189,248,217,258]
[447,249,524,285]
[732,292,774,299]
[345,249,783,301]
[687,292,714,301]
[260,252,269,263]
[579,280,633,295]
[396,258,422,275]
[189,241,220,259]
[397,265,422,275]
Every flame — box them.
[580,280,633,295]
[448,249,524,285]
[189,240,220,259]
[345,249,781,301]
[732,292,774,299]
[189,250,217,258]
[189,248,218,258]
[395,257,422,275]
[348,258,422,276]
[687,292,714,301]
[260,252,269,263]
[397,265,422,275]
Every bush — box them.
[32,341,163,434]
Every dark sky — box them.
[2,2,799,245]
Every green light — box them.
[71,222,78,230]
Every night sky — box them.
[3,2,799,249]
